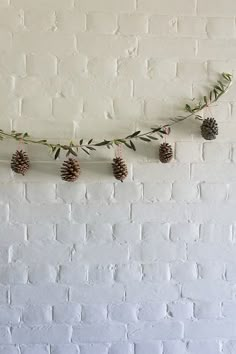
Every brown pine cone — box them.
[112,157,128,182]
[11,150,30,175]
[61,158,80,182]
[159,142,173,163]
[201,117,218,140]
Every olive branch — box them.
[0,72,232,160]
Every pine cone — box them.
[112,157,128,182]
[159,142,173,163]
[61,158,80,182]
[201,117,218,140]
[11,150,30,175]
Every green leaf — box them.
[129,130,141,138]
[69,148,78,156]
[139,137,151,142]
[130,140,136,151]
[185,104,192,112]
[80,139,83,145]
[88,139,93,144]
[87,146,96,151]
[203,96,208,104]
[147,135,158,140]
[124,142,133,150]
[95,140,110,146]
[55,148,61,160]
[82,148,90,155]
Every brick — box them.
[0,224,25,245]
[178,17,206,37]
[200,224,232,242]
[86,224,113,244]
[128,321,183,340]
[185,320,236,339]
[119,14,148,34]
[72,203,130,223]
[59,265,87,285]
[14,32,76,56]
[170,223,199,242]
[27,224,55,241]
[139,38,196,58]
[10,203,70,223]
[176,142,201,162]
[172,182,199,201]
[131,240,185,262]
[0,327,11,344]
[200,183,227,201]
[195,302,220,319]
[87,13,117,34]
[197,0,236,16]
[88,265,114,283]
[126,282,179,302]
[53,304,81,324]
[22,305,52,325]
[109,303,137,323]
[0,264,27,284]
[70,284,125,303]
[56,10,85,32]
[113,223,141,244]
[0,306,21,325]
[144,183,172,201]
[171,262,197,281]
[26,183,56,202]
[132,202,189,222]
[76,0,135,12]
[109,343,133,354]
[57,224,86,244]
[26,54,57,77]
[11,285,68,305]
[115,264,142,283]
[134,163,189,182]
[79,344,108,354]
[81,304,107,324]
[182,280,231,301]
[28,264,57,284]
[168,302,193,319]
[22,97,52,119]
[138,303,166,321]
[59,54,87,77]
[86,183,114,202]
[0,346,20,354]
[51,344,79,354]
[149,16,177,35]
[12,325,71,344]
[138,0,195,14]
[135,342,162,354]
[142,263,170,281]
[114,182,142,202]
[207,18,235,38]
[117,58,146,79]
[11,241,70,264]
[24,9,55,31]
[72,324,126,343]
[77,33,137,57]
[187,341,220,354]
[203,142,230,162]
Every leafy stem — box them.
[0,72,232,159]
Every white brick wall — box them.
[0,0,235,353]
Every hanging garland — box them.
[0,72,233,182]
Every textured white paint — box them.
[0,0,235,353]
